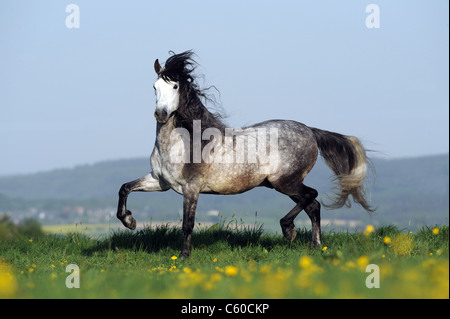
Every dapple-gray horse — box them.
[117,51,374,258]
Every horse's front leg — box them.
[180,185,200,258]
[117,172,167,230]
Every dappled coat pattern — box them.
[117,51,374,258]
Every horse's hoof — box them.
[281,223,297,242]
[286,229,297,242]
[121,211,137,230]
[179,251,190,259]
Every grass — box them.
[0,222,448,299]
[42,223,120,236]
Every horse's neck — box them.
[154,116,188,161]
[155,117,176,144]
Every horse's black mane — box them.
[160,50,225,132]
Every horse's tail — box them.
[310,127,375,213]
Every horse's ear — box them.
[154,59,163,75]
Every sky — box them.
[0,0,448,176]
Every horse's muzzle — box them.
[154,109,169,124]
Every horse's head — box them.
[153,59,180,124]
[152,51,224,130]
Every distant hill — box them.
[0,154,448,230]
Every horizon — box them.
[0,151,448,179]
[1,1,448,176]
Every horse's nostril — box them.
[155,109,169,122]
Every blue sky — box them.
[0,0,448,176]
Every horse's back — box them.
[248,119,318,186]
[200,119,318,194]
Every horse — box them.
[117,50,374,258]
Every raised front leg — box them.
[117,172,168,230]
[180,185,200,258]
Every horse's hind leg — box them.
[280,203,302,242]
[305,200,321,247]
[279,184,319,244]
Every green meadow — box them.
[1,223,448,299]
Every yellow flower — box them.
[322,246,328,252]
[391,233,414,256]
[28,239,33,243]
[298,256,312,269]
[0,261,18,298]
[364,224,375,236]
[356,255,370,271]
[171,255,178,260]
[215,266,224,272]
[383,236,391,244]
[262,273,288,298]
[240,269,252,283]
[343,261,356,270]
[259,264,271,274]
[212,258,217,263]
[432,227,439,235]
[50,264,55,268]
[183,267,192,274]
[295,272,312,288]
[210,273,222,282]
[203,281,215,291]
[313,282,329,296]
[224,265,239,277]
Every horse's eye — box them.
[173,84,178,90]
